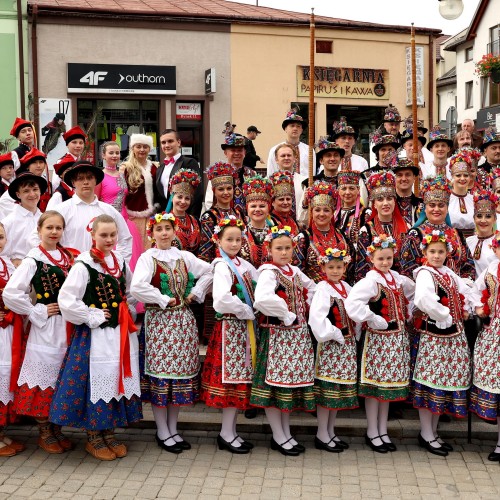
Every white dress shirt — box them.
[1,204,41,260]
[267,142,316,177]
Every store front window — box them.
[175,102,204,165]
[77,99,159,166]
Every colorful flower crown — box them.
[366,234,396,256]
[223,133,246,148]
[269,170,294,198]
[383,104,401,122]
[318,247,352,265]
[491,232,500,250]
[492,167,500,189]
[284,108,305,122]
[147,212,176,240]
[421,175,452,204]
[206,161,237,187]
[449,151,472,174]
[243,175,273,203]
[420,229,453,252]
[457,146,482,162]
[338,169,361,186]
[304,181,336,208]
[367,171,396,200]
[265,225,294,243]
[429,125,448,142]
[473,189,499,215]
[169,168,201,194]
[212,215,245,241]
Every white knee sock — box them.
[167,405,181,442]
[419,409,440,447]
[265,407,293,449]
[221,407,240,446]
[316,406,331,443]
[152,405,175,445]
[378,402,391,443]
[365,398,383,446]
[327,409,338,440]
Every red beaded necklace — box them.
[38,245,71,276]
[312,224,340,255]
[272,263,294,277]
[375,268,398,290]
[0,257,10,280]
[429,265,451,284]
[327,279,347,298]
[101,251,122,278]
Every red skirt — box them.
[200,320,251,410]
[0,402,17,427]
[13,383,54,419]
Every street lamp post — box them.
[438,0,464,20]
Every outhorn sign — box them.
[67,63,176,95]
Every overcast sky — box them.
[229,0,479,36]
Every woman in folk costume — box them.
[308,247,359,453]
[471,232,500,462]
[466,190,498,277]
[412,229,480,457]
[334,169,366,248]
[448,151,476,239]
[356,171,409,281]
[200,216,258,454]
[94,141,125,209]
[239,176,273,268]
[131,212,210,454]
[269,170,299,236]
[400,175,476,281]
[3,211,76,454]
[120,134,160,270]
[295,182,355,285]
[49,215,141,461]
[0,223,25,457]
[166,169,201,254]
[345,234,415,454]
[492,168,500,227]
[251,225,316,456]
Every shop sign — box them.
[205,68,216,94]
[296,66,389,99]
[476,106,500,130]
[405,46,425,106]
[68,63,176,95]
[176,103,202,120]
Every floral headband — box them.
[366,234,396,256]
[265,225,294,243]
[147,212,176,240]
[212,215,245,242]
[491,232,500,250]
[318,247,352,265]
[420,229,453,252]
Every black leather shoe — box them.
[487,449,500,461]
[244,409,258,419]
[235,435,254,449]
[331,435,349,450]
[217,435,250,454]
[170,433,191,450]
[291,438,305,453]
[417,433,448,457]
[379,433,397,452]
[314,436,343,453]
[364,434,388,454]
[155,434,183,454]
[270,437,300,456]
[435,437,453,452]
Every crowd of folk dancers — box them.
[0,105,499,463]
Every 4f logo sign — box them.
[79,71,108,86]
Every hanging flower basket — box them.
[475,53,500,83]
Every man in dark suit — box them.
[155,129,203,218]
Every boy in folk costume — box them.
[9,118,35,169]
[309,247,359,453]
[345,234,415,454]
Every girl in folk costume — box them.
[448,151,475,239]
[94,141,125,210]
[356,172,409,280]
[200,216,258,454]
[198,162,242,263]
[296,182,355,285]
[251,226,316,456]
[472,233,500,461]
[131,212,210,454]
[120,134,160,270]
[269,170,299,235]
[412,230,480,457]
[335,169,366,248]
[466,191,498,277]
[400,175,476,281]
[3,211,76,454]
[167,169,202,255]
[0,223,25,457]
[49,215,141,461]
[308,247,358,453]
[345,235,415,454]
[240,176,273,268]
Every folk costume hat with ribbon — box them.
[449,150,472,176]
[64,160,105,187]
[403,116,428,135]
[392,157,420,176]
[8,172,48,202]
[400,126,427,147]
[53,157,76,180]
[480,126,500,151]
[304,181,336,208]
[473,190,498,216]
[206,161,237,188]
[427,125,453,149]
[269,170,294,199]
[0,152,15,169]
[315,136,345,161]
[10,117,32,138]
[370,130,400,155]
[63,126,87,145]
[281,108,307,130]
[18,148,47,174]
[332,116,358,141]
[166,168,201,212]
[383,104,402,123]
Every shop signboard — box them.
[405,46,424,106]
[297,66,389,99]
[476,106,500,130]
[176,103,202,120]
[68,63,176,94]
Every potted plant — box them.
[475,53,500,84]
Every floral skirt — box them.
[0,402,17,427]
[49,325,142,430]
[470,386,500,421]
[412,382,468,417]
[250,327,316,412]
[200,320,251,410]
[314,379,358,410]
[14,384,54,419]
[139,324,199,407]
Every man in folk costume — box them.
[377,104,403,142]
[204,125,256,215]
[46,158,76,210]
[331,117,368,173]
[0,153,15,195]
[267,108,315,177]
[422,127,453,179]
[9,118,35,170]
[401,117,433,166]
[364,132,400,179]
[155,129,202,217]
[57,126,86,163]
[480,127,500,175]
[393,157,423,227]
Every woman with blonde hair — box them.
[120,134,160,269]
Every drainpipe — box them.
[16,0,25,118]
[31,4,39,132]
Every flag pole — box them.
[308,8,315,225]
[411,23,420,196]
